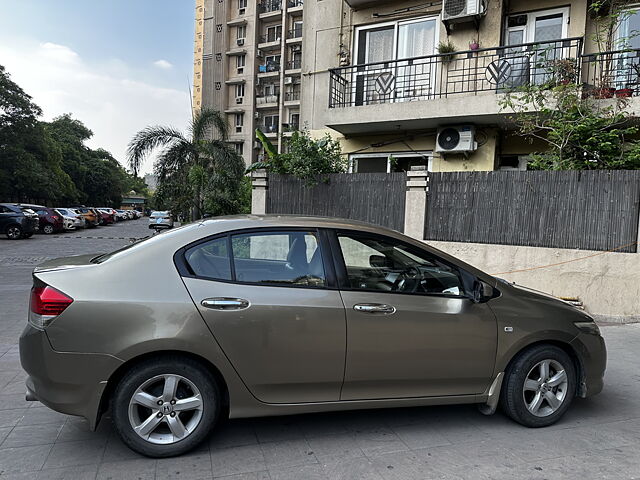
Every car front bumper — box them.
[19,324,123,429]
[570,332,607,398]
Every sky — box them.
[0,0,195,175]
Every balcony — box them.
[284,91,300,102]
[287,27,303,40]
[256,94,280,107]
[325,37,583,134]
[259,0,281,14]
[258,33,282,50]
[287,0,303,7]
[286,59,302,71]
[258,61,281,76]
[582,48,640,98]
[261,124,280,135]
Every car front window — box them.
[337,233,465,296]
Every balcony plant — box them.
[588,0,639,98]
[437,40,457,64]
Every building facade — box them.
[193,0,304,166]
[195,0,640,172]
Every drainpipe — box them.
[277,0,287,154]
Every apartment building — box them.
[298,0,640,173]
[193,0,304,166]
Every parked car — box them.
[21,204,64,235]
[148,210,173,230]
[0,203,39,239]
[55,209,85,230]
[115,209,129,221]
[73,207,100,228]
[97,208,115,225]
[20,216,607,458]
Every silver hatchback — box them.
[149,211,173,230]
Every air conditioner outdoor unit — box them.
[441,0,484,23]
[291,45,302,52]
[257,49,264,58]
[284,77,293,85]
[254,112,261,119]
[435,125,477,154]
[236,97,244,104]
[237,38,245,46]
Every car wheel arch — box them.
[500,339,584,398]
[96,350,230,429]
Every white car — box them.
[55,208,84,230]
[148,211,173,230]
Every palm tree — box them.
[127,108,246,220]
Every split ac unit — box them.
[291,45,302,52]
[254,112,261,119]
[284,77,294,85]
[441,0,484,22]
[435,125,477,154]
[256,49,264,58]
[237,38,245,46]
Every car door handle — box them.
[201,298,250,310]
[353,303,396,315]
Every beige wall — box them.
[428,240,640,322]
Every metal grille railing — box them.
[287,59,302,70]
[329,37,583,108]
[259,0,281,13]
[581,48,640,97]
[287,27,303,39]
[285,91,300,101]
[287,0,303,7]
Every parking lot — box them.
[0,220,639,479]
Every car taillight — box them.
[29,286,73,329]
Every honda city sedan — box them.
[20,216,606,458]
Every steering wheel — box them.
[393,266,422,292]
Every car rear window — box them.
[185,237,231,280]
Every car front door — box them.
[332,230,497,400]
[180,229,346,404]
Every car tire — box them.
[111,356,220,458]
[43,224,55,234]
[6,225,23,240]
[501,344,576,428]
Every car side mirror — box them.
[369,255,391,268]
[472,280,495,303]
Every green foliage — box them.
[1,64,145,206]
[500,61,640,170]
[249,130,347,185]
[127,108,247,220]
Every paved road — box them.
[0,221,639,479]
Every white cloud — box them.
[0,40,190,175]
[153,59,173,69]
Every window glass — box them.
[185,237,232,280]
[231,231,325,286]
[338,233,465,296]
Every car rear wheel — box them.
[43,224,55,234]
[501,344,576,427]
[112,357,220,458]
[6,225,22,240]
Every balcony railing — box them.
[288,0,303,7]
[259,61,281,73]
[283,122,300,132]
[261,124,279,133]
[259,33,281,44]
[256,94,280,105]
[259,0,281,13]
[285,91,300,101]
[581,48,640,97]
[287,27,303,39]
[329,37,583,108]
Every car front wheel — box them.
[112,357,220,458]
[43,224,55,234]
[501,344,576,427]
[6,225,22,240]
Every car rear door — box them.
[179,228,346,404]
[331,230,497,400]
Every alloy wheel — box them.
[43,225,54,234]
[128,374,204,445]
[522,359,568,417]
[7,226,22,239]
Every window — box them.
[498,155,528,171]
[235,84,245,98]
[337,233,465,296]
[234,143,244,155]
[237,25,246,39]
[263,114,279,133]
[236,54,246,74]
[264,83,280,96]
[185,237,232,280]
[235,113,244,133]
[231,231,325,286]
[349,152,431,173]
[238,0,247,11]
[265,25,282,42]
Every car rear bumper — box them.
[570,332,607,398]
[19,324,123,429]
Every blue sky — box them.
[0,0,195,174]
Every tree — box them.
[250,130,347,184]
[127,108,246,220]
[500,61,640,170]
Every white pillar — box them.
[404,169,428,240]
[251,169,268,215]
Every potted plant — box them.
[469,39,480,51]
[437,40,457,64]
